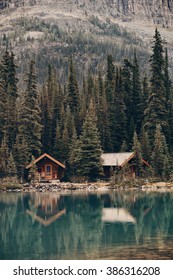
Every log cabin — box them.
[26,153,65,181]
[101,152,149,178]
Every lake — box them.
[0,190,173,260]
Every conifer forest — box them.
[0,28,173,182]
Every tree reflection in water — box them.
[0,191,173,259]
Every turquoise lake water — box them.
[0,191,173,259]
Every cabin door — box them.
[45,165,52,180]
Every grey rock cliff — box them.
[5,0,172,26]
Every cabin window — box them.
[46,166,51,173]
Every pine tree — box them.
[7,152,17,177]
[132,52,143,134]
[97,71,112,151]
[0,51,18,149]
[164,48,173,150]
[0,61,5,143]
[122,58,133,145]
[67,57,79,114]
[69,126,79,180]
[13,135,30,180]
[52,80,64,144]
[53,120,64,161]
[151,124,170,179]
[72,101,103,181]
[142,74,149,113]
[140,126,152,163]
[0,134,9,177]
[113,68,127,151]
[40,83,52,153]
[105,55,115,151]
[144,29,168,143]
[132,131,143,177]
[18,60,42,159]
[28,155,37,184]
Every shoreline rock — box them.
[1,181,173,193]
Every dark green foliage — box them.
[144,29,168,143]
[71,102,103,181]
[121,59,133,146]
[140,126,152,163]
[164,48,173,151]
[132,53,144,134]
[7,152,17,177]
[0,51,18,149]
[151,124,171,179]
[0,61,5,143]
[0,134,9,177]
[97,71,112,151]
[112,68,127,151]
[67,57,79,114]
[13,135,30,180]
[0,28,173,181]
[132,131,143,177]
[18,60,42,159]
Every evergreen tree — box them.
[53,120,64,161]
[52,80,64,143]
[0,51,18,149]
[40,83,52,153]
[144,29,168,143]
[122,58,133,146]
[105,55,115,150]
[13,135,30,180]
[113,68,127,151]
[97,71,112,151]
[0,61,5,143]
[0,134,8,177]
[142,74,149,113]
[18,60,42,159]
[151,124,170,179]
[164,48,173,150]
[72,101,103,181]
[28,155,37,184]
[132,131,143,177]
[67,57,79,114]
[132,52,143,134]
[140,126,152,163]
[69,126,79,180]
[7,151,17,177]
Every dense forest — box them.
[0,28,173,182]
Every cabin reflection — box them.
[24,193,66,226]
[102,208,136,223]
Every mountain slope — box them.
[0,0,173,81]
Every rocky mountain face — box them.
[0,0,173,81]
[1,0,173,26]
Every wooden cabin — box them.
[26,153,65,181]
[101,152,149,179]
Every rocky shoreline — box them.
[1,181,173,193]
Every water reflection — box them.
[24,193,66,226]
[0,191,173,259]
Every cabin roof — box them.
[26,153,65,169]
[101,152,134,167]
[101,152,149,167]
